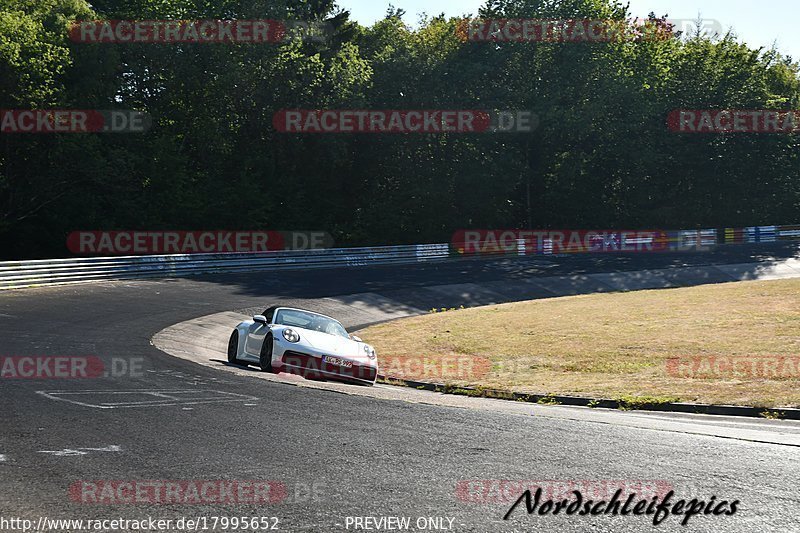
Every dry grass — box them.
[360,279,800,408]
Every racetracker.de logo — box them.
[456,480,673,503]
[452,230,675,255]
[273,110,538,133]
[0,110,150,133]
[666,356,800,379]
[665,18,724,36]
[668,110,800,133]
[69,481,286,504]
[68,20,332,44]
[379,355,493,381]
[0,356,142,379]
[456,18,707,43]
[67,231,333,255]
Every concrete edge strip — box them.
[384,379,800,421]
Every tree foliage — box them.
[1,0,798,258]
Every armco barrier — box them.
[0,224,796,290]
[0,244,451,290]
[454,226,776,256]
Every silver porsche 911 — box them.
[227,306,378,385]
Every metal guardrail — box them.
[455,225,799,256]
[0,244,452,290]
[1,224,797,290]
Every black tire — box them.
[227,331,239,364]
[259,334,275,372]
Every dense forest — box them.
[1,0,799,259]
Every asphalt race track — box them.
[2,244,800,533]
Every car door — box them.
[244,322,268,357]
[244,307,277,357]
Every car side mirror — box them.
[350,335,363,342]
[253,315,268,325]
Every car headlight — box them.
[282,328,300,343]
[363,344,376,359]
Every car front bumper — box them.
[275,344,377,385]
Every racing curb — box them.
[379,377,800,420]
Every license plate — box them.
[323,355,353,368]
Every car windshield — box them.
[274,309,350,339]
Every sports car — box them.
[227,306,378,385]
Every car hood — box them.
[296,328,361,355]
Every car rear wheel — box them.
[260,334,275,372]
[227,331,239,364]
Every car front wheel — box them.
[227,331,239,364]
[260,334,275,372]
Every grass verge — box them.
[360,278,800,408]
